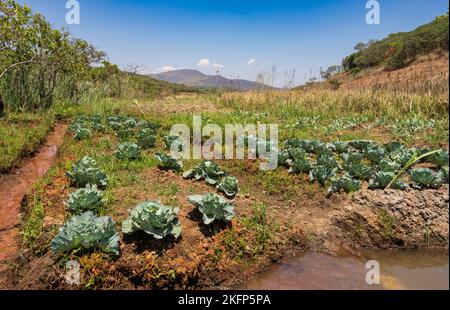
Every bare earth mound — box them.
[334,186,449,249]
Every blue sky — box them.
[18,0,449,86]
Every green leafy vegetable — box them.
[65,184,104,214]
[217,176,240,198]
[309,165,337,184]
[328,175,361,193]
[115,142,141,160]
[427,149,449,167]
[369,171,408,190]
[66,156,108,188]
[409,168,444,189]
[122,201,182,239]
[343,162,373,179]
[328,141,349,153]
[137,128,156,149]
[164,135,183,151]
[440,167,449,184]
[364,145,387,163]
[287,147,311,173]
[349,140,376,150]
[51,211,120,255]
[155,153,183,172]
[183,160,227,185]
[378,158,401,173]
[187,193,235,225]
[73,127,91,141]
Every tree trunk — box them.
[0,96,4,117]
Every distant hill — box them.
[150,69,270,90]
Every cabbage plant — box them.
[409,168,444,189]
[287,147,311,173]
[187,193,235,225]
[440,167,449,184]
[364,145,386,163]
[217,176,240,198]
[164,135,183,151]
[155,153,183,172]
[378,158,401,173]
[51,211,120,255]
[73,127,91,141]
[349,140,376,150]
[309,165,337,185]
[122,201,182,239]
[427,150,449,167]
[343,162,373,180]
[66,156,108,188]
[115,142,141,160]
[328,175,361,193]
[183,160,227,185]
[137,128,156,149]
[368,171,408,190]
[328,141,349,153]
[65,184,104,214]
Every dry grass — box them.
[218,89,449,120]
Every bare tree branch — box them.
[0,59,37,80]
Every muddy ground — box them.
[0,113,448,290]
[2,169,448,289]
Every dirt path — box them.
[0,123,67,278]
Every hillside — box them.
[150,69,270,90]
[343,13,449,72]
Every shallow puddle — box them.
[239,249,449,290]
[0,123,67,274]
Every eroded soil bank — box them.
[0,123,67,278]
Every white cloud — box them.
[197,58,211,67]
[212,63,224,68]
[152,65,181,74]
[246,58,256,65]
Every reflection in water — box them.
[239,249,449,290]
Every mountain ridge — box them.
[149,69,271,90]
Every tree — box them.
[0,0,109,112]
[354,42,367,52]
